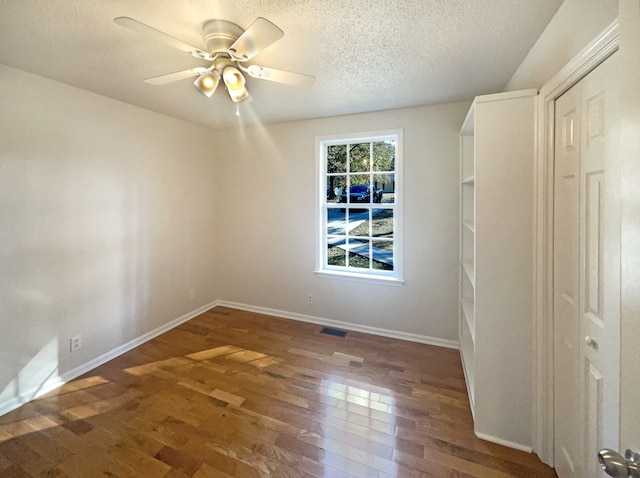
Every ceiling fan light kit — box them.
[114,15,314,110]
[221,65,249,102]
[194,70,220,97]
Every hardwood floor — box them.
[0,307,557,477]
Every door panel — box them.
[554,84,581,478]
[554,52,620,478]
[584,362,604,477]
[584,171,603,317]
[578,53,620,476]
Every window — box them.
[316,129,403,284]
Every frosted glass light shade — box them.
[223,66,249,102]
[194,71,220,97]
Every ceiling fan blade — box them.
[228,17,284,61]
[144,67,209,85]
[243,65,315,87]
[114,16,213,61]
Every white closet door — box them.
[553,74,582,478]
[553,53,621,478]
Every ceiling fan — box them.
[114,16,315,106]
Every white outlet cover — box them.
[70,335,82,352]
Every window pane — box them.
[327,175,346,203]
[372,240,394,270]
[348,209,369,237]
[327,144,346,174]
[372,209,393,238]
[347,239,370,269]
[373,141,395,172]
[327,208,345,235]
[327,238,346,266]
[350,175,370,186]
[374,174,395,203]
[344,180,373,205]
[349,143,370,173]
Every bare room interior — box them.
[1,1,639,477]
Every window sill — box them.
[314,270,405,286]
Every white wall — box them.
[212,102,469,343]
[618,0,640,450]
[0,65,220,413]
[505,0,618,90]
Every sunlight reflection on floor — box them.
[321,378,399,477]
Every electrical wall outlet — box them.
[189,289,196,300]
[307,293,314,305]
[70,335,82,353]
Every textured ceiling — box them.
[0,0,563,131]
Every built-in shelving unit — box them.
[458,89,537,451]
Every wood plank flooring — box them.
[0,307,557,477]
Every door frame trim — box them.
[534,20,620,466]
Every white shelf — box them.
[462,175,475,185]
[457,89,536,450]
[461,297,475,339]
[459,326,475,408]
[461,260,475,288]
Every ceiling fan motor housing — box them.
[202,19,244,55]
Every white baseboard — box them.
[216,300,460,350]
[475,431,533,453]
[0,300,218,417]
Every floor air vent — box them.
[320,327,347,337]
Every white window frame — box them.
[315,129,404,285]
